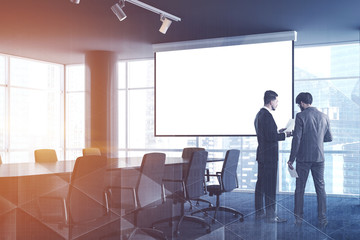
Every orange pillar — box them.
[85,51,118,157]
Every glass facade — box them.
[65,64,85,160]
[0,42,359,195]
[118,61,196,158]
[279,44,360,195]
[118,43,360,196]
[4,56,64,163]
[0,55,85,163]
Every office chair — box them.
[34,149,58,163]
[110,152,167,240]
[82,147,101,156]
[181,147,212,210]
[154,150,211,236]
[0,155,2,164]
[38,156,116,239]
[191,149,244,223]
[181,147,205,159]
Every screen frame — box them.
[154,31,296,137]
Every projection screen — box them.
[154,31,296,136]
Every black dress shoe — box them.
[266,216,287,223]
[294,219,303,226]
[318,219,328,228]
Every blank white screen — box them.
[155,40,293,136]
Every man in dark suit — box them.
[254,90,290,223]
[288,92,332,227]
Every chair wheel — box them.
[207,228,211,233]
[240,217,244,222]
[212,219,216,223]
[174,230,180,236]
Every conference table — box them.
[0,157,201,239]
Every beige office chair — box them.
[34,149,58,163]
[82,148,101,156]
[0,155,2,164]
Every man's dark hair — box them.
[264,90,278,105]
[296,92,313,105]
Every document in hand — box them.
[288,166,298,178]
[284,119,295,132]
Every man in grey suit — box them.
[288,92,333,227]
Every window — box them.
[0,56,6,160]
[118,42,360,196]
[279,43,360,195]
[65,64,85,160]
[0,55,85,163]
[118,60,196,158]
[5,56,64,163]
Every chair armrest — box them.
[162,179,186,199]
[205,172,223,189]
[215,172,223,189]
[108,186,138,209]
[161,183,167,203]
[163,179,183,183]
[205,174,218,177]
[205,171,221,177]
[38,196,68,224]
[104,190,110,214]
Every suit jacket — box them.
[254,108,286,163]
[289,107,332,163]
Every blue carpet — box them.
[157,192,360,240]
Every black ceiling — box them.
[1,0,360,64]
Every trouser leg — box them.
[264,161,277,218]
[255,162,264,214]
[311,162,326,222]
[294,162,310,220]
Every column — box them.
[85,51,118,158]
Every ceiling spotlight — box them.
[159,15,172,34]
[70,0,181,33]
[126,0,181,22]
[111,0,127,22]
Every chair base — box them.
[152,214,211,237]
[175,215,211,236]
[191,206,244,224]
[189,198,213,210]
[126,227,167,240]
